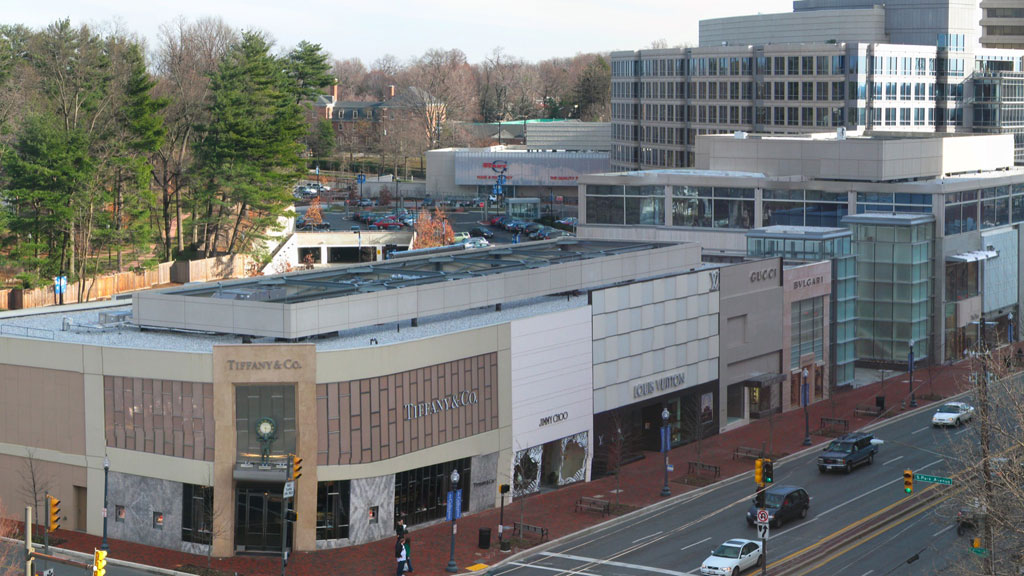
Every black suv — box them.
[817,432,877,473]
[746,485,810,528]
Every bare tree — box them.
[0,497,20,576]
[152,16,236,257]
[403,48,477,147]
[331,57,367,101]
[18,449,52,525]
[942,347,1024,575]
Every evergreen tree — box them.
[194,31,306,256]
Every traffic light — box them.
[93,549,107,576]
[763,459,774,484]
[754,458,764,486]
[291,454,303,481]
[903,469,914,494]
[499,484,510,494]
[755,487,766,509]
[47,494,61,533]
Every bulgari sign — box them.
[633,373,686,399]
[404,390,480,420]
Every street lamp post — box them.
[102,456,110,551]
[1009,312,1015,343]
[908,339,917,408]
[660,407,671,497]
[446,469,460,573]
[802,369,812,446]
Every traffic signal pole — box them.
[282,458,290,576]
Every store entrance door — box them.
[235,485,289,553]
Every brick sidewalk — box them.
[48,349,994,576]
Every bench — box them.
[574,496,611,516]
[687,461,721,479]
[733,446,763,460]
[513,521,549,540]
[854,404,884,417]
[819,417,850,435]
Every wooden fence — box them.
[0,255,251,311]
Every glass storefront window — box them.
[626,196,664,225]
[672,198,712,227]
[316,481,350,540]
[394,458,470,527]
[182,484,213,545]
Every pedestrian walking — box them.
[404,535,414,573]
[395,535,407,576]
[396,515,407,538]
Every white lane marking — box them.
[539,551,695,576]
[819,459,942,517]
[933,524,956,537]
[509,562,602,576]
[680,537,711,551]
[632,531,663,544]
[955,427,972,436]
[883,455,903,465]
[860,570,875,576]
[912,426,929,435]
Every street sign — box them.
[756,509,769,523]
[756,523,770,539]
[667,464,674,472]
[283,481,295,499]
[970,547,989,557]
[44,569,55,576]
[913,473,953,486]
[357,173,366,184]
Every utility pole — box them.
[978,351,994,576]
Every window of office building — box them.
[762,189,849,227]
[182,484,213,545]
[791,297,825,369]
[802,56,814,75]
[394,458,470,527]
[671,186,754,229]
[316,480,350,540]
[856,192,931,215]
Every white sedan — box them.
[700,539,763,576]
[932,401,975,427]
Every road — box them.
[491,400,979,576]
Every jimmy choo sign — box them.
[404,390,480,420]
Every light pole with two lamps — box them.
[802,368,812,446]
[446,469,460,573]
[908,339,917,408]
[660,407,671,497]
[102,456,110,551]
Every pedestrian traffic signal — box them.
[903,469,913,494]
[754,458,764,486]
[763,459,774,484]
[499,484,510,494]
[291,454,303,481]
[93,549,107,576]
[755,488,766,509]
[47,494,61,533]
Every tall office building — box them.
[610,0,1024,171]
[981,1,1024,49]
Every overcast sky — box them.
[3,0,795,64]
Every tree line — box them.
[0,17,610,294]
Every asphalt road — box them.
[491,398,981,576]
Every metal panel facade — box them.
[454,151,609,187]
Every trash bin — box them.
[478,527,491,549]
[875,396,885,411]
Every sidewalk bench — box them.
[687,461,721,479]
[819,417,850,434]
[574,496,611,516]
[732,446,763,460]
[514,521,549,540]
[854,404,883,417]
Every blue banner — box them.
[446,491,453,521]
[455,489,463,520]
[660,425,670,453]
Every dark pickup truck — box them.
[817,432,878,473]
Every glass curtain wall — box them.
[846,217,933,364]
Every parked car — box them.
[504,220,527,232]
[746,485,810,528]
[523,222,543,235]
[556,216,578,227]
[932,401,974,427]
[462,238,490,249]
[453,232,470,242]
[700,539,763,576]
[817,432,878,473]
[490,215,507,227]
[358,198,375,207]
[379,222,402,230]
[469,227,494,239]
